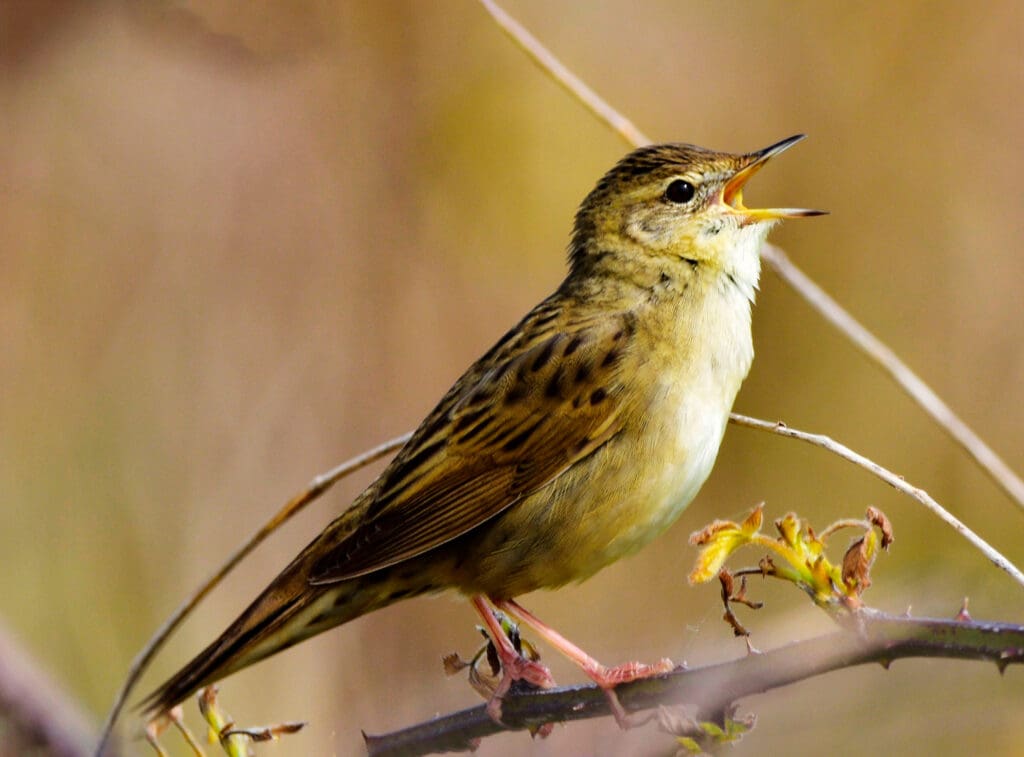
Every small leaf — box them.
[688,505,765,584]
[866,506,894,549]
[774,513,801,547]
[740,503,765,534]
[443,652,471,675]
[841,531,877,596]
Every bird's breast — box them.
[454,283,754,597]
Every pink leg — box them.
[470,596,556,724]
[494,598,675,727]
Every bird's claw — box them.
[591,657,675,730]
[485,654,556,725]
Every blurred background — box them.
[2,1,1022,754]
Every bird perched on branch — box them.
[143,135,822,725]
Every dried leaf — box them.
[866,506,894,549]
[718,569,735,599]
[443,652,471,675]
[719,571,750,637]
[657,704,755,754]
[841,534,876,596]
[730,576,764,610]
[485,637,501,677]
[467,660,499,700]
[723,608,749,637]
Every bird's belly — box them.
[570,394,728,571]
[455,391,730,598]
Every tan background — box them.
[2,1,1022,754]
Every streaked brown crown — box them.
[570,143,747,267]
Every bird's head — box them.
[571,135,824,287]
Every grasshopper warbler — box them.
[143,135,823,724]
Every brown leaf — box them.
[841,536,873,595]
[730,576,765,610]
[718,571,751,636]
[485,637,501,677]
[866,506,894,549]
[718,569,735,600]
[655,705,701,738]
[467,661,499,700]
[443,652,470,676]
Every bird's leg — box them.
[493,598,674,728]
[470,596,556,724]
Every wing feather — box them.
[309,308,635,584]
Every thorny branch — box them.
[364,611,1024,757]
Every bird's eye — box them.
[665,179,695,204]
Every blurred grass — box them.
[1,1,1022,755]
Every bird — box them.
[142,135,823,725]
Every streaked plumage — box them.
[143,136,821,717]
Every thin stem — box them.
[479,0,650,148]
[729,413,1024,588]
[760,242,1024,511]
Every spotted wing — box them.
[308,311,636,583]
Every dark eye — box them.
[665,179,695,204]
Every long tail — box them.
[140,557,397,715]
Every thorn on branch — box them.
[955,597,971,622]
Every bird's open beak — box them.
[721,134,827,222]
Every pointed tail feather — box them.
[140,571,392,715]
[140,588,313,715]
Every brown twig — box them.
[364,610,1024,757]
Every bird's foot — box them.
[485,654,557,726]
[472,596,557,726]
[588,658,676,729]
[590,657,675,687]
